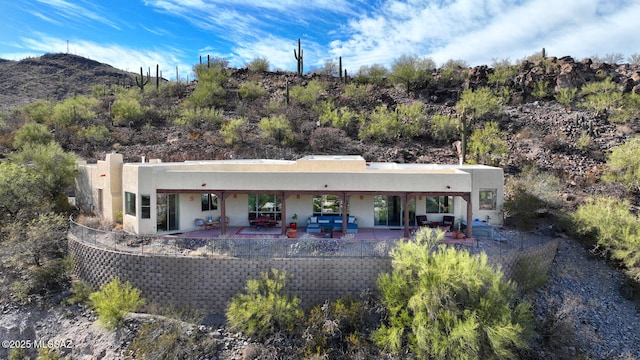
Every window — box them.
[313,194,344,215]
[201,193,218,211]
[479,189,497,210]
[141,195,151,219]
[125,192,136,216]
[248,194,281,220]
[425,196,453,214]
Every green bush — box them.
[78,125,111,145]
[555,87,577,108]
[603,136,640,192]
[258,115,294,145]
[359,102,426,143]
[246,57,270,71]
[111,96,143,126]
[226,269,303,340]
[389,54,435,93]
[532,80,549,99]
[373,227,535,359]
[89,277,145,330]
[19,99,54,123]
[219,117,247,145]
[467,121,508,165]
[186,64,229,108]
[317,100,361,130]
[430,113,459,142]
[67,280,94,305]
[238,81,267,101]
[578,78,623,120]
[51,96,99,128]
[289,79,325,107]
[353,64,388,85]
[303,296,370,358]
[175,107,224,129]
[488,61,519,85]
[572,196,640,279]
[31,256,73,294]
[13,122,54,149]
[344,83,371,103]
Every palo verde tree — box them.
[390,54,435,95]
[467,121,508,166]
[455,87,503,163]
[603,136,640,193]
[373,227,535,359]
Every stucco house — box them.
[75,154,504,238]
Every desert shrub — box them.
[186,64,229,108]
[78,124,111,145]
[578,78,623,120]
[317,100,361,130]
[437,58,469,86]
[111,96,144,126]
[12,122,54,149]
[31,256,73,294]
[344,82,371,104]
[51,95,99,128]
[532,79,550,99]
[542,132,567,152]
[430,113,459,142]
[8,348,26,360]
[353,63,388,85]
[571,196,640,280]
[226,269,303,340]
[513,255,549,294]
[373,227,534,359]
[390,54,435,93]
[303,296,370,358]
[246,57,270,71]
[238,81,267,101]
[175,107,224,129]
[359,102,426,143]
[91,84,109,98]
[258,115,294,145]
[89,277,145,330]
[67,280,94,305]
[576,131,592,151]
[488,60,519,85]
[19,99,54,123]
[503,166,562,230]
[603,136,640,192]
[309,127,350,152]
[467,121,508,165]
[555,87,577,108]
[219,117,247,145]
[289,79,325,107]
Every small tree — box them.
[226,269,303,340]
[220,117,248,145]
[89,277,145,330]
[373,227,535,359]
[258,115,294,145]
[467,121,508,165]
[390,54,435,94]
[12,122,54,149]
[455,87,503,163]
[430,113,459,143]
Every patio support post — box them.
[462,193,472,238]
[341,193,348,234]
[220,192,227,235]
[403,193,411,238]
[281,192,288,234]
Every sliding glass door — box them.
[374,196,415,227]
[157,194,179,232]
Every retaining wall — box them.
[68,233,559,314]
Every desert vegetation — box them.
[1,49,640,358]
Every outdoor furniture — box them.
[441,215,455,228]
[306,215,358,233]
[416,215,430,227]
[250,216,278,228]
[205,216,220,229]
[195,218,206,230]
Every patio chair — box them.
[195,218,206,230]
[441,215,455,228]
[416,215,429,227]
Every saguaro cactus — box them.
[135,66,149,91]
[294,38,303,76]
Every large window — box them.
[248,194,281,220]
[425,196,453,214]
[125,192,136,216]
[479,189,497,210]
[141,195,151,219]
[201,193,218,211]
[313,195,344,215]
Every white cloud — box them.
[8,34,192,80]
[35,0,121,30]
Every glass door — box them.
[374,195,415,227]
[157,194,179,232]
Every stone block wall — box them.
[69,234,559,314]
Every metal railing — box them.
[69,220,396,258]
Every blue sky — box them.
[1,0,639,80]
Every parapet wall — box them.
[68,233,559,314]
